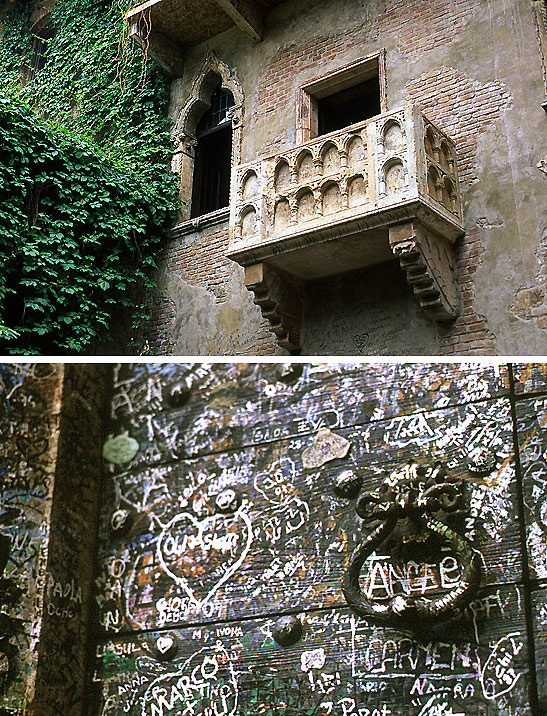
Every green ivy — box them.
[0,0,178,354]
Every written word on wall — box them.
[92,363,547,716]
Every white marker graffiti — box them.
[480,632,523,700]
[157,510,253,607]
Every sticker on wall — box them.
[302,428,350,468]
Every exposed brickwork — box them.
[404,66,513,187]
[143,270,176,355]
[438,228,497,355]
[255,0,482,131]
[404,67,512,352]
[377,0,478,62]
[165,227,233,300]
[145,225,281,355]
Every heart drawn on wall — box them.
[157,510,253,606]
[156,636,174,654]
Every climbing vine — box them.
[0,0,178,354]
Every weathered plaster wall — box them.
[302,261,439,355]
[146,223,282,355]
[153,0,547,356]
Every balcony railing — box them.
[228,105,463,275]
[226,105,464,350]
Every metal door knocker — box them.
[342,461,482,628]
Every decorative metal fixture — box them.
[272,615,303,646]
[153,633,178,661]
[168,381,191,408]
[275,363,304,385]
[342,461,482,627]
[333,469,362,499]
[466,446,496,476]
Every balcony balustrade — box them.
[227,105,465,350]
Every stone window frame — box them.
[25,13,56,82]
[171,52,244,223]
[296,51,387,144]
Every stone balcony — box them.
[227,105,464,351]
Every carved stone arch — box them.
[171,52,245,221]
[381,156,407,196]
[320,140,341,175]
[295,150,314,182]
[274,158,291,193]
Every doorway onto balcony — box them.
[297,51,387,143]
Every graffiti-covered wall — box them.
[7,363,547,716]
[92,363,547,716]
[0,364,109,716]
[0,364,63,715]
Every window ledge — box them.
[170,207,230,238]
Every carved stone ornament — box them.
[244,263,303,352]
[342,461,482,628]
[389,221,459,322]
[228,106,463,349]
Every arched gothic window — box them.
[190,83,234,218]
[171,54,244,224]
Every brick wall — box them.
[404,66,512,355]
[250,0,510,355]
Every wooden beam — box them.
[123,0,162,22]
[212,0,263,42]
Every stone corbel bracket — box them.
[389,220,459,322]
[244,263,303,352]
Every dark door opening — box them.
[191,85,234,218]
[317,77,381,136]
